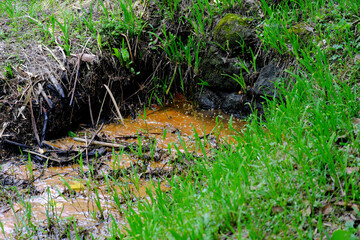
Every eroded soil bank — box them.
[0,103,245,238]
[0,0,291,160]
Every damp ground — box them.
[0,102,245,239]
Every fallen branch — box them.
[3,139,32,149]
[73,137,126,148]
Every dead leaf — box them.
[335,201,354,211]
[351,204,359,212]
[72,53,97,63]
[354,54,360,64]
[353,117,360,125]
[16,66,31,77]
[321,204,332,215]
[12,203,22,213]
[335,201,347,206]
[69,182,85,192]
[272,206,284,214]
[304,26,314,32]
[302,201,312,216]
[323,222,334,228]
[305,206,312,216]
[346,167,359,174]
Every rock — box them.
[253,61,281,97]
[221,92,253,117]
[198,88,221,110]
[287,23,315,46]
[221,92,244,113]
[198,13,258,92]
[213,13,255,49]
[200,50,244,91]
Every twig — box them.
[42,44,66,71]
[86,123,104,148]
[49,74,65,98]
[70,37,91,106]
[38,83,54,109]
[0,122,9,138]
[3,139,31,149]
[103,84,124,124]
[120,33,134,63]
[29,97,41,146]
[96,79,111,127]
[23,149,63,164]
[40,107,48,145]
[73,137,126,148]
[88,94,94,127]
[23,149,85,164]
[85,132,89,163]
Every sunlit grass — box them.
[123,0,360,238]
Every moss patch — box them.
[287,22,315,44]
[213,13,254,49]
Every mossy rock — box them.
[213,13,255,49]
[286,23,315,44]
[199,50,243,91]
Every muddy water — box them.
[0,104,245,238]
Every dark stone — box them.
[220,92,254,118]
[198,88,221,110]
[197,60,284,119]
[254,61,281,97]
[221,92,244,113]
[200,50,245,92]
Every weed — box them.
[27,152,34,182]
[4,64,14,79]
[112,39,132,68]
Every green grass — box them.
[122,0,360,239]
[1,0,360,239]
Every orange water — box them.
[0,104,245,238]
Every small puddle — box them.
[0,104,245,238]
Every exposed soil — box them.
[0,42,147,159]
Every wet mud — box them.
[0,104,245,238]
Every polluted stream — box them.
[0,102,245,238]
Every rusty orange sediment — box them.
[0,105,245,238]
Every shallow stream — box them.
[0,102,245,238]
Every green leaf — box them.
[331,230,357,240]
[68,131,77,137]
[120,48,130,62]
[332,44,343,50]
